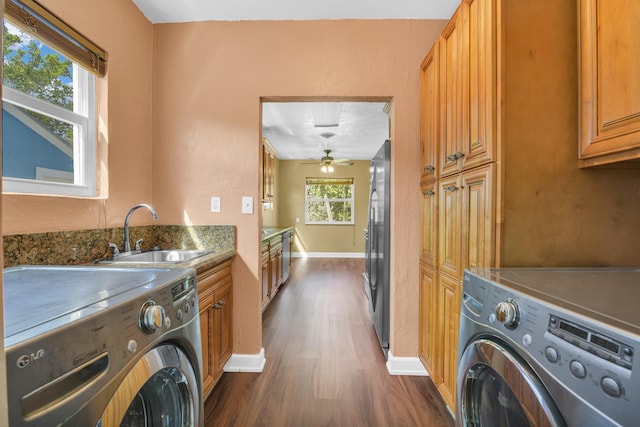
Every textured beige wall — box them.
[278,160,370,254]
[152,20,446,356]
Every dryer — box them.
[457,268,640,427]
[4,265,203,426]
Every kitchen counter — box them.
[96,248,235,275]
[262,226,294,241]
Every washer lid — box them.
[3,266,193,340]
[469,267,640,336]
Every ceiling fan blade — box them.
[333,162,354,166]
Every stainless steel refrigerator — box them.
[364,140,390,357]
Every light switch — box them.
[211,196,221,213]
[242,196,253,214]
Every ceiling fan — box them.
[301,149,354,172]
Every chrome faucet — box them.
[123,204,158,253]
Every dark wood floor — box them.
[204,258,454,426]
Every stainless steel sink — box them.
[105,249,212,264]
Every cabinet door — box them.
[461,0,496,171]
[213,282,233,376]
[199,293,214,397]
[579,0,640,166]
[418,263,439,380]
[419,182,438,266]
[420,44,439,184]
[439,7,464,178]
[437,273,461,410]
[461,164,495,270]
[438,175,462,280]
[262,247,270,311]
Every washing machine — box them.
[457,268,640,427]
[4,265,203,426]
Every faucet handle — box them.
[108,242,120,258]
[134,239,144,251]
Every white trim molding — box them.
[223,348,266,373]
[293,252,364,259]
[385,351,429,376]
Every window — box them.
[2,0,107,197]
[305,177,354,225]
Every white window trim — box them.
[305,182,355,225]
[2,64,97,197]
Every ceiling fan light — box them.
[321,165,328,173]
[328,165,334,173]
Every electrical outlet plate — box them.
[211,196,221,213]
[242,196,253,214]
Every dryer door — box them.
[457,338,566,427]
[97,344,201,427]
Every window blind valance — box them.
[4,0,107,76]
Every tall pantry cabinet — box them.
[418,0,640,413]
[419,0,496,410]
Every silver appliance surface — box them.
[3,265,203,426]
[4,266,187,342]
[458,268,640,427]
[475,268,640,336]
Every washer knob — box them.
[495,298,520,329]
[140,302,166,333]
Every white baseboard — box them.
[385,351,429,376]
[223,348,266,373]
[293,252,364,258]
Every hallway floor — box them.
[204,258,454,426]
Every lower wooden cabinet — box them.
[437,273,461,409]
[198,259,233,398]
[418,263,438,377]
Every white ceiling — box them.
[263,102,390,161]
[131,0,458,24]
[131,0,457,161]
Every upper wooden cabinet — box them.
[579,0,640,167]
[438,1,496,178]
[439,8,464,178]
[420,44,439,184]
[262,138,275,200]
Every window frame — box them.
[1,0,104,197]
[305,177,355,225]
[2,59,97,196]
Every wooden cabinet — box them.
[437,273,461,408]
[418,264,438,377]
[419,181,438,266]
[261,242,270,311]
[420,44,439,184]
[578,0,640,167]
[269,237,283,299]
[261,232,288,312]
[198,259,233,398]
[438,7,464,178]
[262,138,275,200]
[438,174,462,280]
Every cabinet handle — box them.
[423,190,435,196]
[424,165,435,172]
[445,185,459,192]
[447,152,465,161]
[213,300,226,309]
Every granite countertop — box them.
[262,226,294,242]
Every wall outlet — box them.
[211,196,221,213]
[242,196,253,214]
